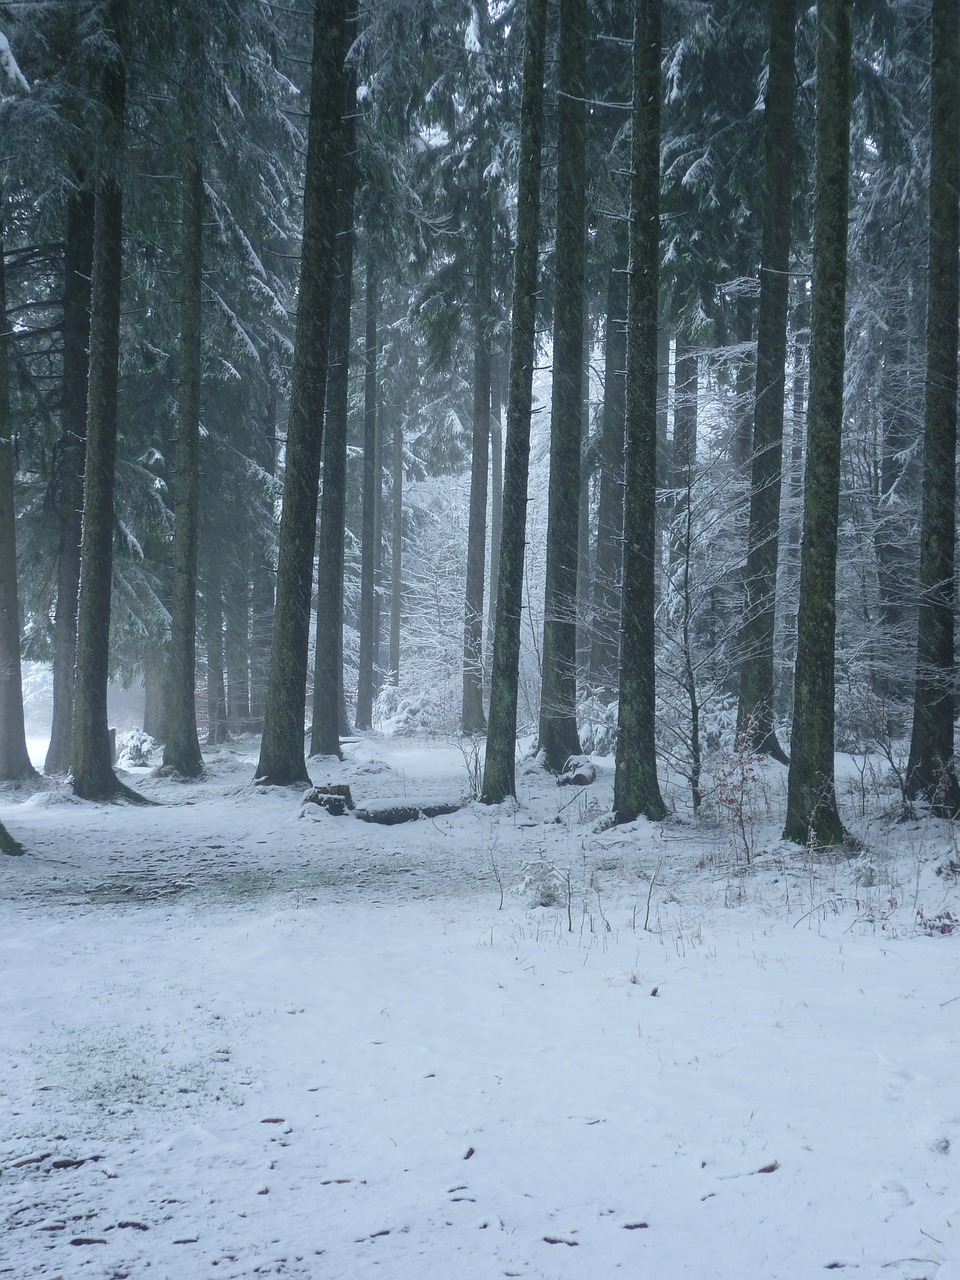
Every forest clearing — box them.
[2,728,959,1279]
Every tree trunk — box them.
[736,0,796,764]
[613,0,667,825]
[142,649,168,742]
[670,327,697,574]
[45,187,95,775]
[538,0,587,773]
[311,67,357,756]
[0,818,23,856]
[461,156,493,734]
[225,570,250,730]
[576,306,591,675]
[0,188,37,781]
[783,0,853,846]
[355,253,379,731]
[255,0,348,785]
[205,569,228,745]
[250,388,277,727]
[590,259,628,695]
[480,0,549,804]
[162,137,205,777]
[906,0,960,814]
[485,351,504,673]
[389,409,402,685]
[72,1,139,802]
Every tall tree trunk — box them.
[355,253,379,731]
[162,136,205,777]
[0,188,37,781]
[613,0,667,825]
[538,0,587,773]
[225,570,250,729]
[590,259,628,695]
[0,818,23,855]
[45,187,95,775]
[389,410,402,685]
[783,0,853,846]
[736,0,796,763]
[670,327,697,573]
[72,0,139,801]
[485,351,504,673]
[462,156,493,734]
[205,569,227,745]
[142,649,168,742]
[906,0,960,813]
[480,0,549,804]
[250,387,277,727]
[576,307,591,675]
[255,0,348,784]
[311,91,356,754]
[311,58,357,756]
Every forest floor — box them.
[1,731,959,1280]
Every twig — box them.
[643,858,663,932]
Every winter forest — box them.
[2,1,960,1277]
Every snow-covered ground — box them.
[2,731,959,1279]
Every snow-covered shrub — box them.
[377,690,443,736]
[578,695,617,757]
[117,729,159,768]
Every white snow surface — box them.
[2,734,959,1279]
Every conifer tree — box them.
[613,0,666,825]
[783,0,853,846]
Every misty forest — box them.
[2,2,960,1275]
[1,0,959,841]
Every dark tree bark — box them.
[311,75,356,756]
[255,0,348,784]
[389,410,402,685]
[480,0,549,804]
[45,187,95,775]
[485,351,504,672]
[250,389,277,728]
[783,0,853,846]
[162,136,205,777]
[461,156,493,734]
[142,649,168,742]
[72,0,141,802]
[355,254,379,731]
[590,259,628,695]
[225,570,250,730]
[906,0,960,814]
[736,0,797,764]
[205,569,228,745]
[613,0,667,825]
[576,308,591,675]
[0,189,37,781]
[669,327,697,572]
[538,0,587,773]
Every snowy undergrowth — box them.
[2,735,959,1279]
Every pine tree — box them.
[71,0,141,802]
[481,0,549,805]
[783,0,853,846]
[538,0,588,773]
[162,117,205,777]
[255,0,349,785]
[0,185,37,781]
[905,0,960,814]
[613,0,666,825]
[736,0,797,763]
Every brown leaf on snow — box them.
[623,1222,649,1230]
[543,1237,579,1247]
[755,1161,780,1174]
[69,1238,106,1246]
[260,1117,285,1124]
[13,1154,51,1168]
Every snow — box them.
[2,732,959,1279]
[0,29,28,92]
